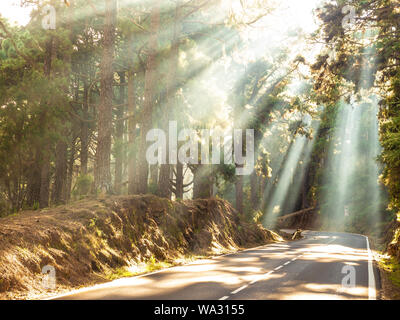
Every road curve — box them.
[51,231,378,300]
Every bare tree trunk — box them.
[158,2,181,199]
[175,162,184,199]
[81,80,89,175]
[65,136,77,201]
[94,0,116,194]
[26,154,41,207]
[53,139,68,204]
[137,1,160,194]
[127,70,138,195]
[39,152,51,208]
[53,3,74,204]
[114,72,126,194]
[235,172,243,213]
[39,35,56,208]
[149,165,158,188]
[259,176,266,210]
[250,171,258,211]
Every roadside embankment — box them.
[0,195,281,299]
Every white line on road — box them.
[365,236,377,300]
[231,285,249,295]
[249,277,261,285]
[250,270,275,285]
[218,235,339,301]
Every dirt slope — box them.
[0,195,281,299]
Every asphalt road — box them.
[51,231,378,300]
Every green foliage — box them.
[72,174,94,198]
[379,257,400,289]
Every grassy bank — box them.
[0,195,281,299]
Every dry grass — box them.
[0,195,281,300]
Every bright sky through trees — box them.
[0,1,33,26]
[0,0,398,258]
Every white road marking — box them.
[327,237,336,245]
[250,273,265,284]
[365,236,377,300]
[225,251,307,299]
[249,277,261,285]
[231,285,248,295]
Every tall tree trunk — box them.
[81,80,89,175]
[114,72,126,194]
[235,172,243,213]
[137,1,160,194]
[259,176,267,211]
[53,3,74,204]
[65,136,77,201]
[53,139,68,204]
[301,163,311,209]
[234,80,246,214]
[250,171,258,211]
[158,2,181,199]
[94,0,116,194]
[175,162,184,199]
[26,157,41,207]
[39,152,51,208]
[127,70,138,194]
[39,35,56,208]
[149,165,158,188]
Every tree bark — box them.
[39,35,56,208]
[53,3,74,204]
[127,70,138,195]
[80,80,89,175]
[94,0,116,194]
[114,71,126,194]
[26,157,41,207]
[52,139,68,204]
[65,136,77,201]
[137,1,160,194]
[149,164,159,187]
[39,152,51,208]
[175,162,184,199]
[158,2,181,199]
[235,172,243,213]
[250,171,258,211]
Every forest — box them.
[1,0,400,299]
[0,0,400,300]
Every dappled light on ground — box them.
[52,231,372,300]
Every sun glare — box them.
[0,1,32,26]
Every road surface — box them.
[51,231,378,300]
